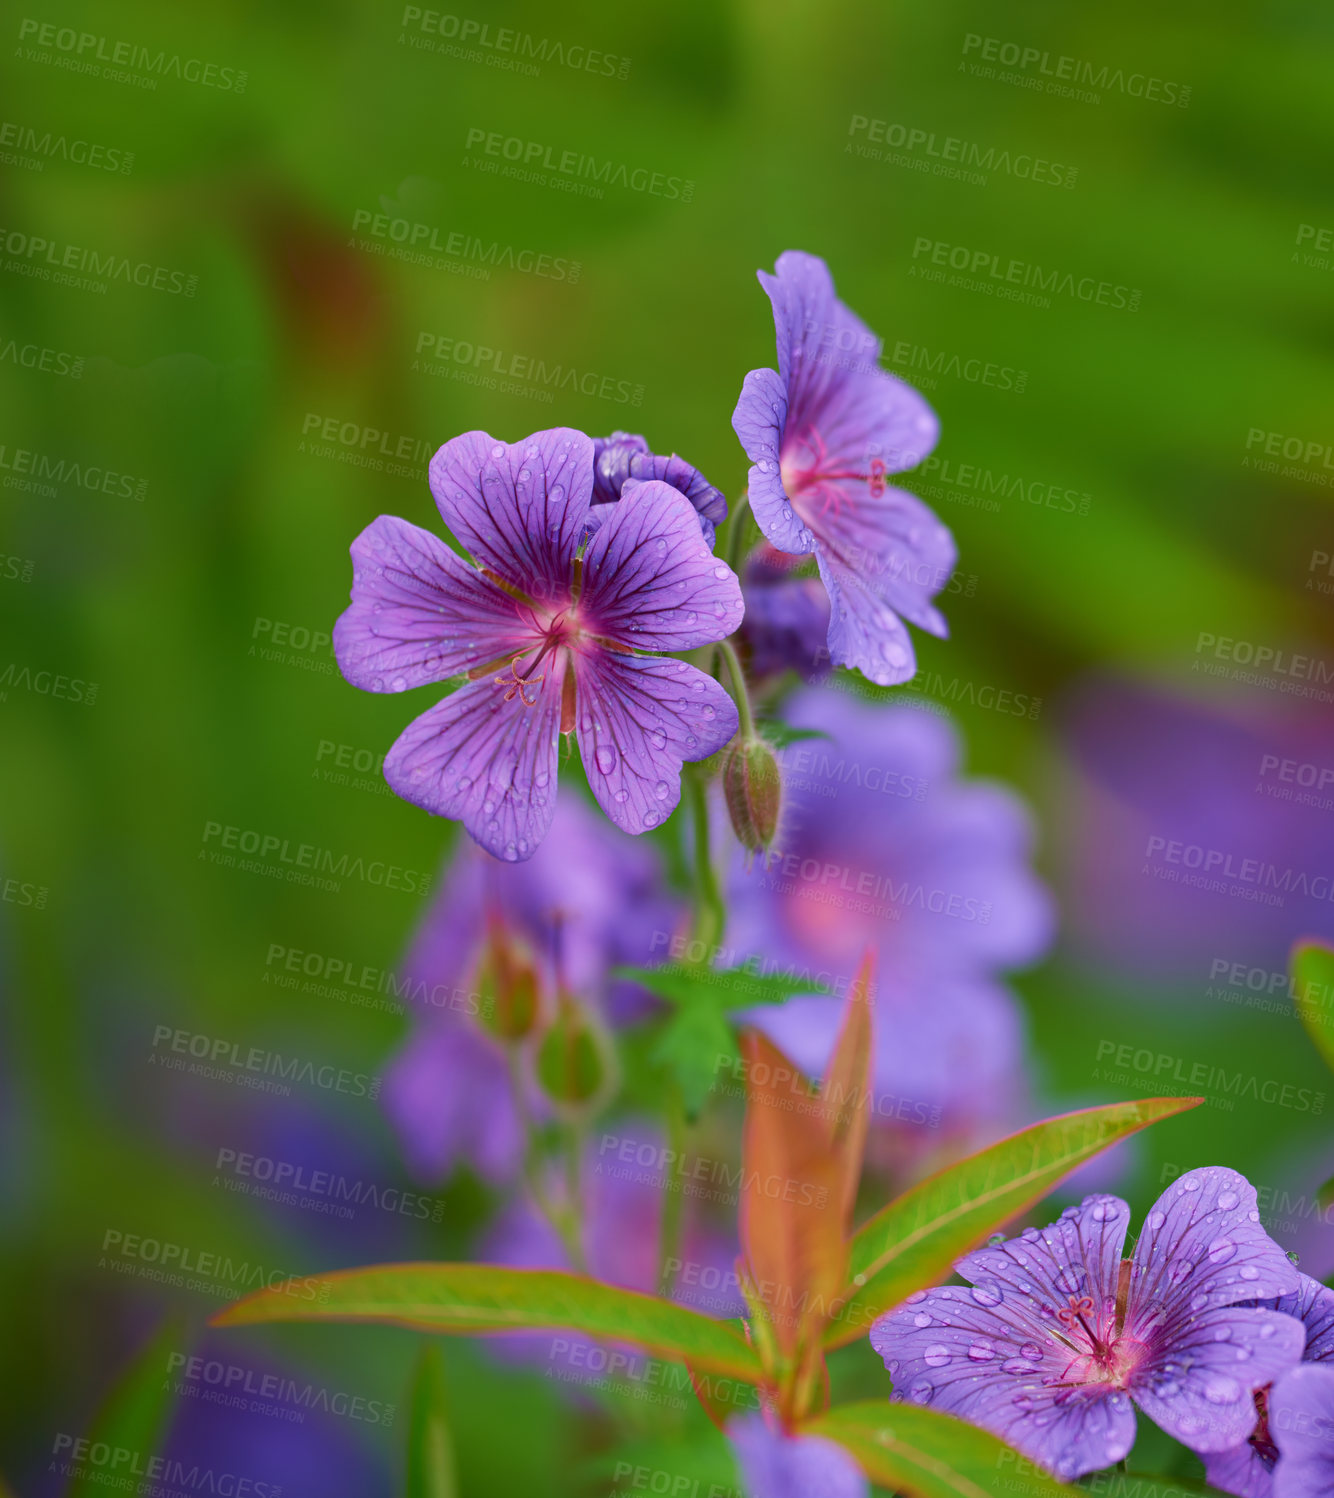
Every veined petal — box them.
[334,514,533,691]
[1131,1307,1305,1454]
[733,366,815,558]
[816,552,919,686]
[573,653,737,835]
[1127,1168,1302,1336]
[579,479,744,650]
[384,675,561,862]
[727,1412,868,1498]
[429,427,592,603]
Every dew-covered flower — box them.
[591,430,727,546]
[727,1411,868,1498]
[1205,1273,1334,1497]
[382,794,678,1185]
[871,1169,1306,1481]
[726,687,1052,1145]
[732,251,953,686]
[333,427,742,861]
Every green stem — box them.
[684,767,724,953]
[507,1049,588,1273]
[717,637,755,741]
[656,1080,687,1297]
[725,489,753,575]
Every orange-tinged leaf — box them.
[817,950,874,1225]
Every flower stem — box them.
[725,489,753,575]
[657,1079,687,1298]
[718,637,756,742]
[684,766,724,953]
[507,1048,588,1273]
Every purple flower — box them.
[1205,1273,1334,1497]
[726,687,1052,1142]
[732,251,953,686]
[333,427,743,861]
[591,430,727,545]
[871,1169,1306,1482]
[1269,1365,1334,1497]
[738,545,832,682]
[382,794,679,1184]
[727,1411,868,1498]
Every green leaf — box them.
[804,1402,1086,1497]
[620,963,829,1119]
[64,1319,181,1498]
[405,1345,456,1498]
[824,1096,1202,1349]
[212,1264,762,1381]
[1291,939,1334,1077]
[757,721,830,749]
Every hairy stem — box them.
[725,489,753,576]
[717,637,756,742]
[684,766,724,953]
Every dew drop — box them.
[1181,1177,1201,1192]
[1020,1343,1042,1360]
[971,1284,1003,1308]
[968,1340,995,1362]
[1218,1189,1239,1210]
[1208,1237,1237,1264]
[654,781,670,800]
[594,745,617,775]
[923,1345,950,1368]
[1239,1265,1260,1281]
[1204,1375,1241,1406]
[1147,1211,1166,1231]
[643,811,660,828]
[913,1313,932,1328]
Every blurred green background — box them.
[3,1,1333,1493]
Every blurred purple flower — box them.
[1205,1273,1334,1497]
[732,250,952,686]
[727,1411,867,1498]
[738,545,832,683]
[334,427,742,861]
[872,1168,1305,1482]
[727,687,1052,1143]
[382,795,679,1185]
[591,430,727,546]
[1062,679,1334,984]
[1268,1365,1334,1497]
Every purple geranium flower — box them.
[727,1411,868,1498]
[333,427,742,861]
[591,430,727,546]
[1269,1365,1334,1497]
[732,251,953,685]
[1205,1273,1334,1497]
[727,687,1052,1145]
[382,793,679,1184]
[872,1169,1306,1482]
[738,545,833,682]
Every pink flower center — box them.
[780,429,888,522]
[1050,1294,1146,1389]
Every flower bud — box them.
[535,994,616,1114]
[475,920,540,1043]
[723,737,782,853]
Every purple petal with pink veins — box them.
[1206,1437,1277,1498]
[816,552,921,686]
[733,367,815,558]
[870,1283,1136,1481]
[727,1413,868,1498]
[428,427,592,603]
[1130,1307,1305,1454]
[591,431,726,537]
[573,653,737,835]
[1272,1365,1334,1498]
[384,676,561,862]
[333,515,533,691]
[579,480,744,651]
[1127,1168,1302,1336]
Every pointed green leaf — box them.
[406,1345,456,1498]
[651,1003,736,1119]
[212,1263,762,1381]
[1292,939,1334,1077]
[824,1097,1202,1349]
[617,964,828,1008]
[804,1402,1087,1497]
[64,1319,181,1498]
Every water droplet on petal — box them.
[1147,1211,1166,1231]
[490,444,505,459]
[594,745,617,775]
[968,1340,995,1362]
[1204,1376,1241,1405]
[971,1284,1003,1308]
[1208,1237,1237,1264]
[923,1345,950,1368]
[1218,1190,1239,1210]
[1240,1265,1260,1281]
[913,1312,931,1328]
[1181,1176,1201,1192]
[643,811,660,828]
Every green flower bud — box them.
[534,994,616,1114]
[475,921,540,1043]
[723,737,782,853]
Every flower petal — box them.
[1131,1307,1306,1455]
[573,652,737,835]
[428,427,592,602]
[579,479,744,650]
[727,1412,868,1498]
[333,515,532,691]
[592,430,726,536]
[871,1283,1136,1481]
[1128,1168,1302,1334]
[1272,1364,1334,1498]
[816,551,921,686]
[1204,1438,1276,1498]
[384,676,561,862]
[733,366,815,557]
